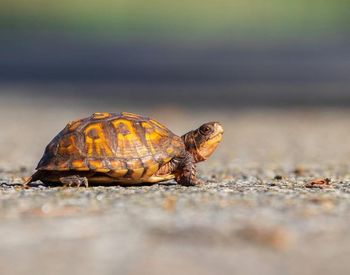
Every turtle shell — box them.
[36,112,185,180]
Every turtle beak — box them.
[214,122,224,135]
[206,122,224,146]
[212,122,224,140]
[196,122,223,161]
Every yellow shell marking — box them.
[55,160,70,171]
[95,168,110,173]
[108,169,128,177]
[108,160,128,177]
[141,121,162,155]
[121,112,141,119]
[143,163,159,178]
[67,119,83,131]
[112,119,149,158]
[126,158,142,168]
[71,159,90,171]
[131,168,145,179]
[109,159,124,170]
[150,119,168,131]
[84,124,113,157]
[88,159,104,169]
[166,147,174,154]
[92,112,111,119]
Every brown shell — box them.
[36,112,185,179]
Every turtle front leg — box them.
[60,175,89,188]
[175,152,202,186]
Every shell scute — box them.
[57,134,81,157]
[131,167,145,179]
[87,159,106,170]
[141,155,160,178]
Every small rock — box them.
[19,166,27,173]
[293,166,307,176]
[305,178,331,188]
[162,196,177,212]
[238,225,293,250]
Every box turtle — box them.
[26,112,223,186]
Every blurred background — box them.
[1,0,350,181]
[2,2,350,275]
[1,0,350,107]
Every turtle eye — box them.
[199,125,212,135]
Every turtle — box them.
[26,112,223,187]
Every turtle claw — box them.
[60,175,89,188]
[193,178,204,186]
[189,178,204,186]
[21,177,31,189]
[176,176,203,186]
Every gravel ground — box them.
[2,92,350,275]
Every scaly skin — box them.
[174,121,224,186]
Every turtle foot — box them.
[60,175,89,188]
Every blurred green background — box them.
[1,0,350,107]
[2,0,349,40]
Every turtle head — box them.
[182,122,224,163]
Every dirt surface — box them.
[2,92,350,275]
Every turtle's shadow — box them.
[26,180,177,188]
